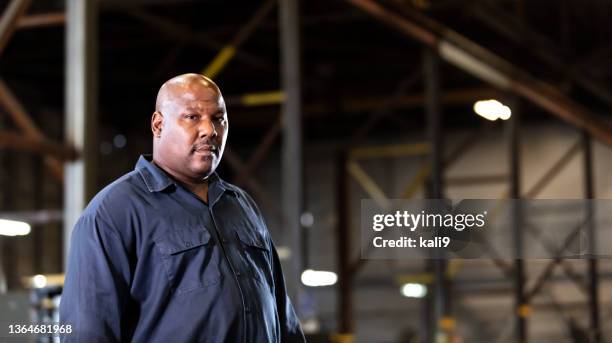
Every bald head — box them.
[155,73,222,114]
[151,73,228,183]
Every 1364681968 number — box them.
[7,323,72,336]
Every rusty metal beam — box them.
[0,78,64,180]
[468,1,612,109]
[0,0,31,56]
[0,130,76,160]
[344,0,612,146]
[16,12,65,29]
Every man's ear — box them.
[151,111,163,138]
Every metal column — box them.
[279,0,303,305]
[508,97,527,343]
[64,0,97,267]
[582,130,600,342]
[336,151,354,337]
[424,48,451,343]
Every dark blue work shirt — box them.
[60,155,305,343]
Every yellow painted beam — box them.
[241,90,285,106]
[330,333,354,343]
[349,142,429,159]
[396,273,435,285]
[402,163,431,198]
[347,160,391,210]
[201,45,236,79]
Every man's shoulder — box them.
[218,178,246,197]
[82,169,147,218]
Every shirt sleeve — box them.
[60,211,132,342]
[270,239,307,343]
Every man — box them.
[60,74,305,343]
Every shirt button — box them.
[235,271,241,277]
[245,307,251,313]
[221,237,228,243]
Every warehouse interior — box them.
[2,0,612,342]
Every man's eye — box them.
[185,114,198,120]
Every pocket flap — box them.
[155,229,212,255]
[236,229,268,250]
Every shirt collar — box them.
[135,155,236,199]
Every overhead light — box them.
[473,99,512,121]
[0,219,31,236]
[300,212,314,228]
[33,275,47,288]
[400,283,427,298]
[301,269,337,287]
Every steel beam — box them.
[424,48,452,343]
[445,174,507,187]
[64,0,98,267]
[0,0,31,56]
[279,0,303,307]
[202,0,276,78]
[346,160,390,210]
[343,0,612,146]
[120,8,270,71]
[223,148,285,225]
[583,130,601,343]
[507,96,527,343]
[347,70,423,145]
[16,12,65,29]
[233,117,281,187]
[348,142,429,160]
[0,130,77,160]
[336,151,354,336]
[523,139,581,198]
[0,79,64,180]
[468,1,612,110]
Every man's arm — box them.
[270,240,306,343]
[60,211,132,342]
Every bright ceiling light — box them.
[0,219,31,236]
[473,99,512,121]
[400,283,427,298]
[33,275,47,288]
[301,269,337,287]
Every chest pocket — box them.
[235,228,273,287]
[154,228,221,294]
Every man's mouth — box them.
[193,144,218,156]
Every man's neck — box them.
[181,180,209,203]
[152,159,209,203]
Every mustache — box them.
[191,141,219,153]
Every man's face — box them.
[153,82,228,181]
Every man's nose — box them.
[198,118,217,138]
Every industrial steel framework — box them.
[0,0,607,342]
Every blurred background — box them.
[2,0,612,342]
